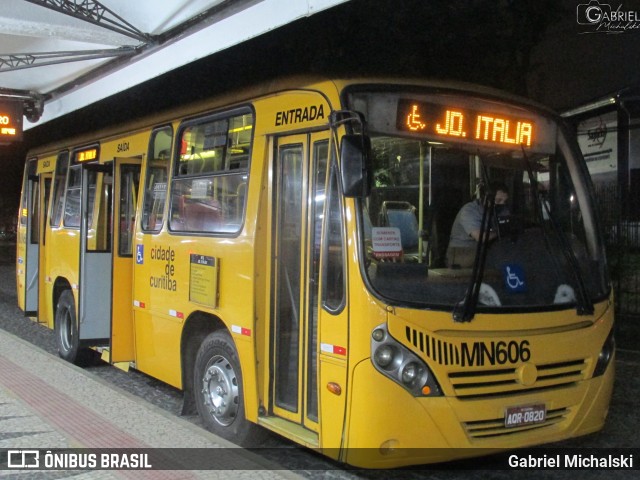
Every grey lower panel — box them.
[79,252,111,340]
[25,241,38,313]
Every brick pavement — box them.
[0,328,304,480]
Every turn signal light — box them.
[327,382,342,395]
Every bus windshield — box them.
[348,89,609,313]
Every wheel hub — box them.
[201,355,239,426]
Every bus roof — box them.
[26,75,558,157]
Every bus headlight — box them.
[374,345,396,368]
[372,327,386,342]
[401,362,423,386]
[371,323,442,397]
[593,328,615,378]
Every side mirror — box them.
[340,134,372,198]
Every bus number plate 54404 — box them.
[504,404,546,428]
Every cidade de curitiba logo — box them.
[577,1,640,33]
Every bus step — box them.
[257,417,319,448]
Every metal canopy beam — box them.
[0,47,137,72]
[14,0,352,128]
[0,88,44,122]
[23,0,153,43]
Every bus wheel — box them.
[194,330,263,446]
[54,290,81,364]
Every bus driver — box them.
[446,182,509,268]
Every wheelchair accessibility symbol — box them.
[136,244,144,265]
[503,264,526,293]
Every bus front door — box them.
[271,132,342,440]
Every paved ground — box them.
[1,241,639,479]
[0,326,309,479]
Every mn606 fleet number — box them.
[461,340,531,366]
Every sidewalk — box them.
[0,328,305,479]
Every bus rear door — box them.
[78,159,141,360]
[111,158,141,362]
[78,163,112,346]
[36,171,52,322]
[21,159,46,317]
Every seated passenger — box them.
[446,182,509,268]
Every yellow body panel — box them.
[110,158,143,362]
[45,219,80,328]
[100,131,148,160]
[15,242,26,309]
[15,166,28,312]
[345,353,613,468]
[16,156,56,314]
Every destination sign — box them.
[396,99,535,148]
[74,147,98,162]
[0,101,23,142]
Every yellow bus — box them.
[16,77,614,468]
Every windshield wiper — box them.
[453,188,494,323]
[520,147,594,315]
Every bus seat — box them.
[190,156,204,174]
[422,205,445,267]
[148,213,159,230]
[381,201,420,252]
[235,182,247,220]
[183,198,222,232]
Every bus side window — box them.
[180,178,223,232]
[63,165,82,228]
[50,151,69,227]
[234,181,247,221]
[169,110,252,234]
[322,163,345,312]
[142,126,172,231]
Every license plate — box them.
[504,404,546,428]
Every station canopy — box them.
[0,0,349,129]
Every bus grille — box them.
[448,359,588,398]
[462,407,570,439]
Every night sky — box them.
[1,0,640,224]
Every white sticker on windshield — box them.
[371,227,403,259]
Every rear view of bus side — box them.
[16,77,614,468]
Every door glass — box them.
[64,166,83,228]
[142,127,171,231]
[323,164,346,311]
[306,140,328,422]
[29,181,40,245]
[85,170,111,253]
[41,179,51,246]
[118,165,140,256]
[50,152,69,227]
[274,144,304,412]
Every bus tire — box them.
[54,290,83,365]
[194,330,263,446]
